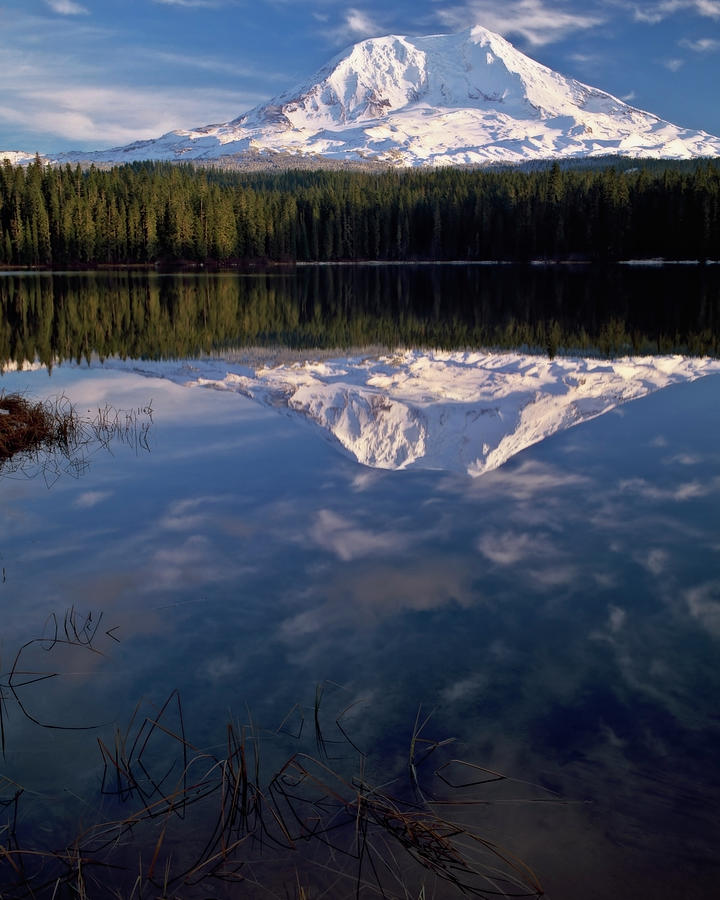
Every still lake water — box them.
[1,268,719,898]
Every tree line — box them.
[1,157,719,265]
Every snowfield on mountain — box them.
[5,25,720,167]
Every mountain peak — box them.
[234,25,613,131]
[5,25,720,167]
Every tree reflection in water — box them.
[1,265,719,369]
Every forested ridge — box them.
[1,158,719,266]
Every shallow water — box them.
[1,358,718,898]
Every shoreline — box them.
[2,257,719,273]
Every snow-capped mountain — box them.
[6,25,720,167]
[0,151,41,166]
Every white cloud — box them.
[202,654,241,681]
[641,548,669,575]
[437,0,604,46]
[151,50,283,79]
[618,476,715,500]
[662,57,685,70]
[622,90,637,101]
[159,495,226,531]
[0,36,264,148]
[153,0,229,8]
[324,6,384,43]
[633,1,684,22]
[441,673,487,703]
[0,12,271,150]
[278,563,473,639]
[477,530,554,565]
[664,452,703,465]
[529,564,579,587]
[685,581,720,637]
[73,490,112,509]
[310,509,409,561]
[46,0,89,14]
[568,52,605,67]
[696,0,720,14]
[632,1,720,23]
[679,36,720,51]
[149,535,228,590]
[349,469,384,492]
[484,460,589,500]
[0,84,255,145]
[608,605,626,632]
[345,7,380,35]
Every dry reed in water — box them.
[1,648,549,898]
[0,393,78,462]
[0,391,152,484]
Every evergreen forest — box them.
[1,158,719,266]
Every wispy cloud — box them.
[528,564,580,588]
[46,0,89,14]
[345,7,380,35]
[148,535,227,590]
[685,581,720,637]
[639,547,669,575]
[484,460,589,501]
[633,1,682,22]
[566,50,610,76]
[662,57,685,70]
[477,530,556,565]
[632,1,720,23]
[73,490,112,509]
[322,6,385,44]
[618,475,716,500]
[157,495,229,531]
[568,52,604,65]
[441,673,487,703]
[0,31,265,148]
[151,49,288,80]
[608,605,626,632]
[0,83,256,146]
[153,0,231,8]
[696,0,720,14]
[310,509,409,561]
[663,451,703,464]
[437,0,604,46]
[278,562,473,639]
[679,36,720,52]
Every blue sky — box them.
[2,0,719,152]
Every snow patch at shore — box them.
[103,350,720,477]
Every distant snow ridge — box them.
[133,351,720,477]
[6,25,720,167]
[0,151,40,165]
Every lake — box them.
[1,267,719,898]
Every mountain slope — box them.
[7,25,720,167]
